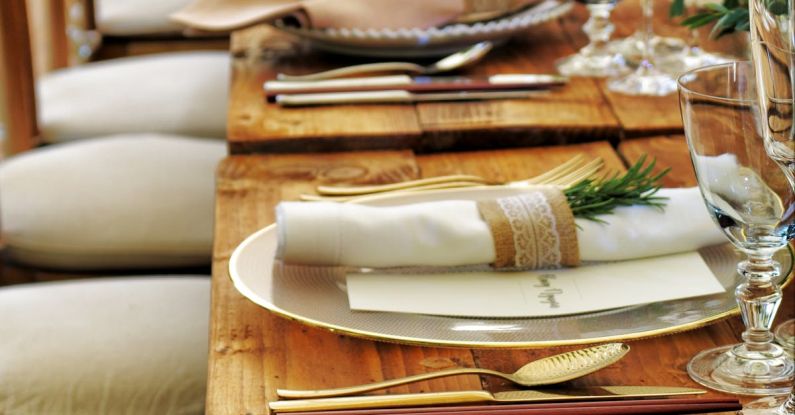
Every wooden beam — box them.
[0,0,39,155]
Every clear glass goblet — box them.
[679,61,795,395]
[607,0,678,96]
[556,0,628,77]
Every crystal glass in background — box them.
[679,61,794,395]
[657,1,731,75]
[556,0,628,77]
[607,0,678,96]
[608,0,685,63]
[748,0,794,188]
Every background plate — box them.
[229,187,793,348]
[274,0,573,58]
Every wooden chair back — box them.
[0,0,39,155]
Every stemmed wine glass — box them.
[608,0,678,96]
[748,0,794,187]
[608,0,685,63]
[556,0,628,77]
[679,61,794,395]
[657,1,731,75]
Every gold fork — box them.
[300,156,604,202]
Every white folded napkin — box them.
[172,0,491,32]
[276,187,727,268]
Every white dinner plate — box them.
[229,187,793,348]
[274,0,574,58]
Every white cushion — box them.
[0,277,209,415]
[95,0,192,36]
[0,134,227,270]
[38,51,229,144]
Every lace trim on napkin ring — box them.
[477,188,579,269]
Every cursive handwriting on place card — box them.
[346,251,725,318]
[534,274,562,308]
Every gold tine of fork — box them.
[315,174,491,196]
[550,157,605,188]
[301,180,488,202]
[316,155,593,197]
[518,154,587,185]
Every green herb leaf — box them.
[670,0,686,17]
[564,155,670,223]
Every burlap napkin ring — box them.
[477,188,580,269]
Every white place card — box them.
[346,251,725,317]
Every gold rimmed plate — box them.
[228,187,793,348]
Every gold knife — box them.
[268,386,706,413]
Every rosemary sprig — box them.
[565,155,670,223]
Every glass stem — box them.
[582,3,616,56]
[637,0,654,74]
[734,253,783,358]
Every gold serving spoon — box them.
[277,343,629,399]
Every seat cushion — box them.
[0,277,210,415]
[0,134,227,270]
[95,0,193,36]
[38,51,229,144]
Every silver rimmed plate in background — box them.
[273,0,574,58]
[228,187,793,348]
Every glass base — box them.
[555,51,627,77]
[775,320,795,357]
[608,34,686,64]
[657,48,733,76]
[742,394,794,415]
[688,344,795,395]
[607,66,678,96]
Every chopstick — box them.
[276,397,742,415]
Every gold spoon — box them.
[277,343,629,399]
[277,41,494,81]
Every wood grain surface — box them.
[225,0,748,154]
[208,140,786,415]
[226,19,620,154]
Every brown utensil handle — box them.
[281,397,741,415]
[386,402,743,415]
[278,399,742,415]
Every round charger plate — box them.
[229,187,794,348]
[273,0,573,58]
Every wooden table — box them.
[210,2,788,413]
[209,138,794,414]
[225,1,745,154]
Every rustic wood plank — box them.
[618,134,695,187]
[227,21,621,154]
[416,141,623,181]
[0,0,39,155]
[561,0,747,137]
[227,26,423,154]
[209,151,485,415]
[414,21,620,151]
[210,140,789,414]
